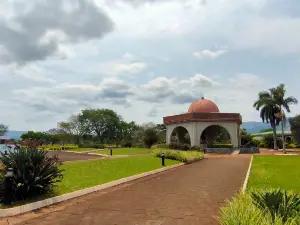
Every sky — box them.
[0,0,299,131]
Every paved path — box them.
[2,156,250,225]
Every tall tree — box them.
[270,84,298,152]
[254,84,298,151]
[79,109,122,143]
[0,124,8,136]
[254,91,281,150]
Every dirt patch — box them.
[46,151,104,162]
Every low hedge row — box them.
[207,144,233,148]
[152,149,204,163]
[78,143,105,149]
[40,145,78,151]
[151,143,202,151]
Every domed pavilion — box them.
[163,97,242,148]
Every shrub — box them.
[251,189,300,223]
[219,191,300,225]
[190,146,202,151]
[0,148,64,202]
[151,144,169,149]
[143,128,159,148]
[152,149,204,163]
[169,142,190,150]
[78,143,105,149]
[286,143,296,149]
[207,144,233,148]
[121,140,132,148]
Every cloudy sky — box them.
[0,0,299,131]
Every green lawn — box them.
[65,148,97,152]
[94,148,152,155]
[247,155,300,192]
[56,155,179,194]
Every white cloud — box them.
[95,53,147,76]
[193,50,228,59]
[180,74,219,87]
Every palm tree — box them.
[254,84,298,151]
[254,95,280,150]
[270,84,298,152]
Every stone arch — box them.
[170,126,191,145]
[200,124,232,145]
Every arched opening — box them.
[170,126,191,145]
[200,125,231,146]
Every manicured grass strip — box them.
[247,155,300,192]
[65,148,98,152]
[56,155,179,194]
[94,148,152,155]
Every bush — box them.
[190,146,202,151]
[0,148,64,202]
[121,140,132,148]
[219,190,300,225]
[169,142,190,150]
[152,149,204,163]
[151,144,169,149]
[78,143,105,149]
[207,144,233,148]
[143,128,159,148]
[287,143,296,149]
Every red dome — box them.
[188,97,219,113]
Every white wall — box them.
[166,122,240,147]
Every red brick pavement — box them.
[2,156,250,225]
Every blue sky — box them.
[0,0,299,131]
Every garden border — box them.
[242,156,253,192]
[0,163,184,218]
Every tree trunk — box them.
[281,122,286,154]
[272,125,278,150]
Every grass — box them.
[56,155,179,194]
[93,148,152,155]
[247,155,300,193]
[64,148,97,152]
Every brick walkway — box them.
[2,156,250,225]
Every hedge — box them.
[78,143,105,149]
[207,144,233,148]
[152,149,204,163]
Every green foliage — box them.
[207,144,234,148]
[190,145,202,151]
[286,143,296,149]
[260,128,274,133]
[78,143,105,149]
[169,142,191,150]
[263,134,283,149]
[219,192,300,225]
[0,148,64,202]
[290,115,300,144]
[152,149,204,163]
[143,128,159,148]
[151,144,169,149]
[251,189,300,223]
[0,124,8,136]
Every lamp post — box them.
[162,152,165,166]
[4,168,14,205]
[110,148,112,156]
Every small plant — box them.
[0,148,64,202]
[251,189,300,223]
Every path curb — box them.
[0,163,184,218]
[242,156,253,192]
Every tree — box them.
[143,127,159,148]
[289,115,300,144]
[79,109,122,143]
[58,115,86,144]
[254,89,283,150]
[0,124,8,136]
[269,84,298,152]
